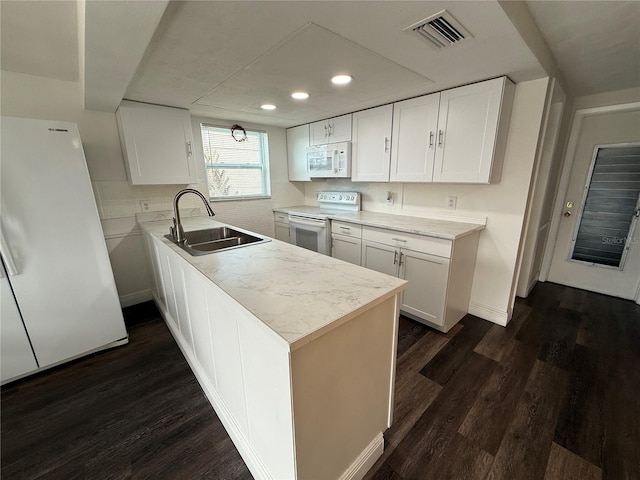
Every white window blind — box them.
[200,124,271,200]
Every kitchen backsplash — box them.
[91,180,206,219]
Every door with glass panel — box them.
[548,107,640,299]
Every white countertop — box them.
[140,217,407,349]
[274,206,484,240]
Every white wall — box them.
[304,78,550,324]
[0,70,304,306]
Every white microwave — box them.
[307,142,351,178]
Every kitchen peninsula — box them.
[140,216,407,480]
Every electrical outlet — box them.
[140,200,151,212]
[447,196,457,210]
[386,191,394,206]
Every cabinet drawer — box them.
[331,221,362,239]
[362,226,451,258]
[274,213,289,224]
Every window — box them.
[200,124,271,200]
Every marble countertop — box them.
[273,206,484,240]
[140,217,406,350]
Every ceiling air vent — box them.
[404,10,473,49]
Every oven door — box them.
[288,215,330,255]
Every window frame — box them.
[200,123,271,202]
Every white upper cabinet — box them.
[390,93,440,183]
[286,124,310,181]
[433,77,515,184]
[116,100,197,185]
[351,105,394,182]
[310,114,352,146]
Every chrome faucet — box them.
[170,188,215,243]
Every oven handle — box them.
[288,216,329,228]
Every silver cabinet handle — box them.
[186,141,193,156]
[393,251,398,265]
[339,226,351,231]
[384,137,389,152]
[438,130,444,147]
[328,124,333,137]
[429,131,434,148]
[391,237,407,242]
[399,252,404,267]
[324,124,328,137]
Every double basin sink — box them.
[165,226,270,256]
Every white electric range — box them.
[287,192,361,255]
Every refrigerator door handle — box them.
[0,223,19,276]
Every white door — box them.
[310,120,329,146]
[286,124,310,181]
[433,77,505,183]
[361,240,398,277]
[547,106,640,299]
[399,249,449,326]
[327,114,352,143]
[331,235,361,266]
[351,105,393,182]
[390,93,440,182]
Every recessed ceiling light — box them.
[291,91,310,100]
[260,104,276,110]
[331,74,353,85]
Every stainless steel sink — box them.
[165,226,270,256]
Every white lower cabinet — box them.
[331,220,362,265]
[362,226,478,332]
[273,212,290,243]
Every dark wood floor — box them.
[2,282,639,480]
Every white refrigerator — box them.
[0,116,128,384]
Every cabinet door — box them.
[361,239,398,277]
[433,77,506,184]
[116,101,197,185]
[310,120,330,146]
[275,223,290,243]
[399,249,449,326]
[286,124,310,181]
[327,114,352,143]
[332,234,361,266]
[351,105,394,182]
[390,94,440,182]
[1,270,38,383]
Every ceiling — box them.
[526,0,640,97]
[1,1,639,128]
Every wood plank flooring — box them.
[2,282,639,480]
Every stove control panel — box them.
[317,191,360,205]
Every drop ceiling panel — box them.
[194,23,433,123]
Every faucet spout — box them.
[171,188,215,243]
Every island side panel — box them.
[145,233,296,480]
[290,295,399,480]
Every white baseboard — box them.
[468,301,511,326]
[119,289,153,307]
[339,433,384,480]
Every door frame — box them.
[539,101,640,286]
